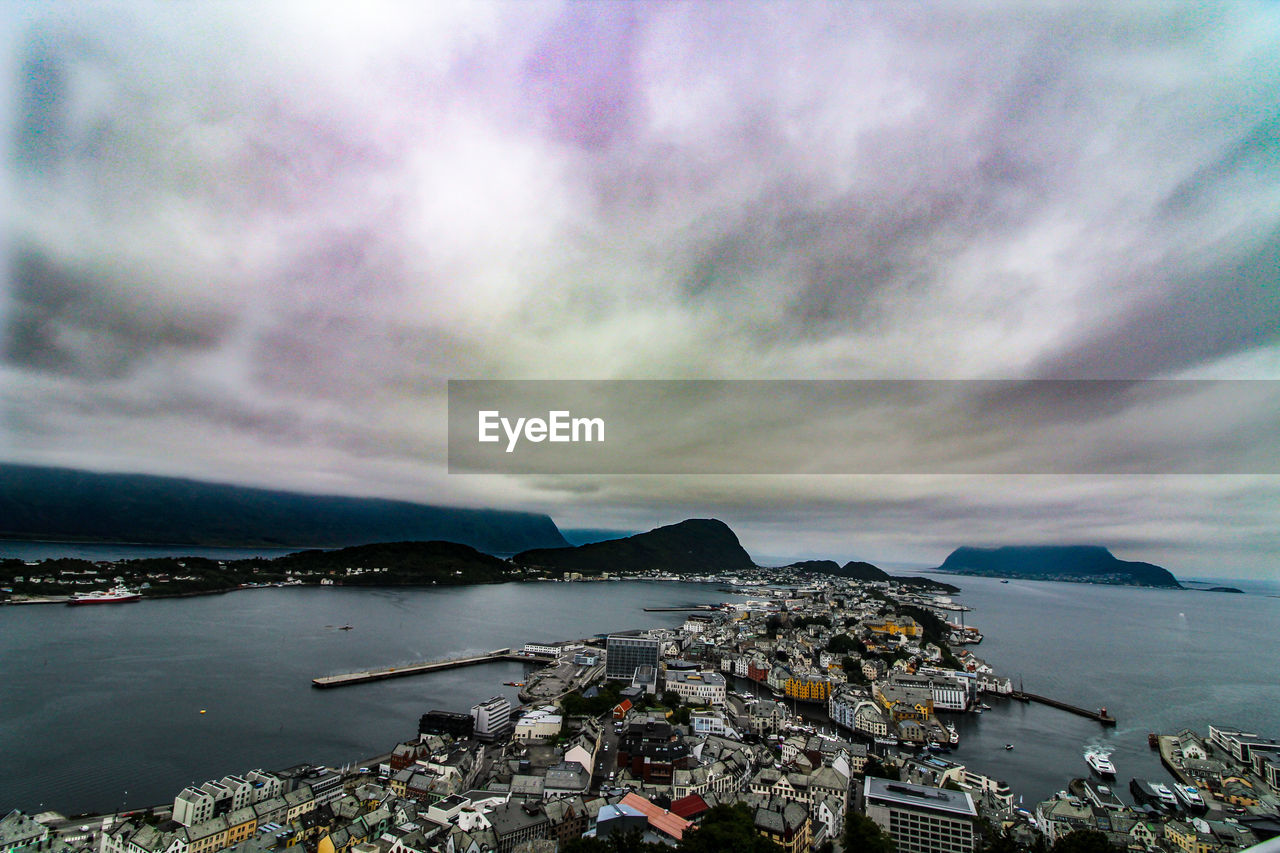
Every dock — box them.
[312,648,554,689]
[642,605,719,612]
[1010,690,1117,726]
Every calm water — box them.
[0,580,732,814]
[919,572,1280,807]
[1,569,1277,814]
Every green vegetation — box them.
[1049,830,1119,853]
[1,541,522,598]
[561,682,624,718]
[843,813,895,853]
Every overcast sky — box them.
[2,2,1278,578]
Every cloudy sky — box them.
[2,2,1278,577]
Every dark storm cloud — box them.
[6,243,233,378]
[2,2,1279,576]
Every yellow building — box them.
[755,802,811,853]
[784,676,831,702]
[866,616,922,638]
[224,808,257,845]
[1165,820,1217,853]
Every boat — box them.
[503,681,525,687]
[1150,782,1178,809]
[1005,744,1014,750]
[1130,778,1166,810]
[339,625,353,631]
[947,723,959,745]
[1172,783,1206,812]
[1085,749,1116,777]
[1000,580,1010,584]
[67,586,142,605]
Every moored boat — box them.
[1172,783,1206,813]
[67,586,142,605]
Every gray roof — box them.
[864,777,976,818]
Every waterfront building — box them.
[1209,725,1280,765]
[783,673,831,703]
[748,700,790,737]
[605,634,661,682]
[0,810,49,853]
[864,777,977,853]
[665,670,727,706]
[174,787,216,827]
[866,616,923,638]
[471,696,512,742]
[419,710,475,739]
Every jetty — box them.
[1010,690,1117,726]
[642,605,720,612]
[312,648,555,689]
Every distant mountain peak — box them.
[513,517,754,574]
[935,544,1181,588]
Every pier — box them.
[642,605,720,612]
[1009,690,1117,726]
[312,648,554,689]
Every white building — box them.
[665,670,727,706]
[512,706,563,742]
[864,777,977,853]
[471,696,512,742]
[691,710,736,738]
[172,788,215,827]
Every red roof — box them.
[620,792,691,840]
[669,794,710,820]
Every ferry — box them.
[1150,782,1178,810]
[67,586,142,605]
[1085,749,1116,777]
[1172,783,1207,813]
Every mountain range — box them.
[0,464,567,554]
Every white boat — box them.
[67,586,142,605]
[1151,782,1178,809]
[947,723,959,745]
[1172,784,1206,811]
[1085,749,1116,777]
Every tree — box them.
[1049,830,1118,853]
[863,756,899,781]
[677,803,784,853]
[843,813,895,853]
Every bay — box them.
[917,572,1280,807]
[0,580,733,814]
[2,560,1276,816]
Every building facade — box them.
[864,777,977,853]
